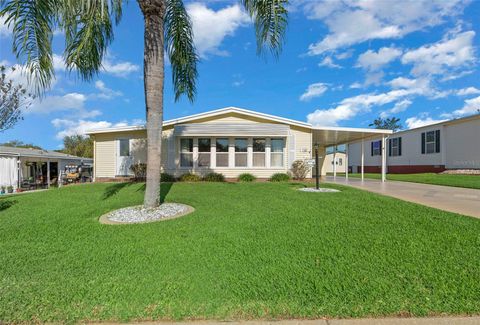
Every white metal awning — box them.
[312,126,393,146]
[173,123,290,137]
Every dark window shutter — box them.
[398,137,402,156]
[421,132,425,154]
[435,130,441,153]
[371,141,374,156]
[388,139,392,156]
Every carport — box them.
[312,126,393,182]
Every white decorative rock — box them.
[99,203,194,224]
[298,187,340,193]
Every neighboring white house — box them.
[348,114,480,173]
[87,107,392,181]
[0,146,93,190]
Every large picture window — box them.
[216,138,229,167]
[252,138,266,167]
[235,138,248,167]
[270,139,284,167]
[180,138,193,167]
[198,138,211,167]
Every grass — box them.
[0,182,479,322]
[329,173,480,189]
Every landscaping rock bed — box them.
[441,169,480,175]
[298,187,340,193]
[99,203,194,224]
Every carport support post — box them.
[47,160,50,188]
[381,135,386,182]
[345,144,349,180]
[315,145,320,190]
[361,139,365,181]
[333,145,337,179]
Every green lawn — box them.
[1,182,480,322]
[330,173,480,189]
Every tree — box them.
[1,0,288,208]
[60,135,93,158]
[369,117,402,132]
[0,139,42,149]
[0,66,34,132]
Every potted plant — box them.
[0,186,5,195]
[7,185,14,194]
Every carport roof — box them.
[312,126,393,147]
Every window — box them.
[371,140,381,156]
[235,138,248,167]
[253,138,266,167]
[338,158,343,166]
[271,138,284,167]
[198,138,211,167]
[421,130,440,154]
[180,138,193,167]
[215,138,229,167]
[119,139,130,156]
[389,137,402,157]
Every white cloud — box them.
[187,3,250,57]
[0,16,12,38]
[305,0,467,55]
[387,76,448,98]
[443,96,480,118]
[318,56,342,69]
[456,87,480,96]
[299,83,328,101]
[356,46,402,71]
[93,80,122,99]
[102,58,140,77]
[28,93,87,114]
[51,119,128,139]
[401,30,475,77]
[405,115,446,129]
[307,88,416,126]
[380,99,412,118]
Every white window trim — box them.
[176,136,287,170]
[425,131,436,154]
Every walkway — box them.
[324,176,480,219]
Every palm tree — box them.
[1,0,288,208]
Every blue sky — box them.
[1,0,480,149]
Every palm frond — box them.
[60,0,122,81]
[241,0,288,58]
[1,0,56,95]
[165,0,198,102]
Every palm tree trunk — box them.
[138,0,166,208]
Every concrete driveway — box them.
[324,176,480,219]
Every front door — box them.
[117,138,133,176]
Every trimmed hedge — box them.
[203,172,225,182]
[180,173,202,182]
[238,173,256,182]
[269,173,291,182]
[161,173,176,182]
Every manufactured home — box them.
[348,114,480,173]
[87,107,392,181]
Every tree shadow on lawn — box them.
[102,181,173,203]
[0,199,17,212]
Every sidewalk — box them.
[324,176,480,219]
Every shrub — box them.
[203,172,225,182]
[161,173,176,182]
[180,173,201,182]
[238,173,256,182]
[291,160,310,180]
[269,173,291,182]
[129,163,146,181]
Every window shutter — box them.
[421,132,425,154]
[398,137,402,156]
[371,142,374,156]
[388,138,392,156]
[435,130,441,153]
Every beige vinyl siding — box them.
[290,126,312,177]
[94,134,116,178]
